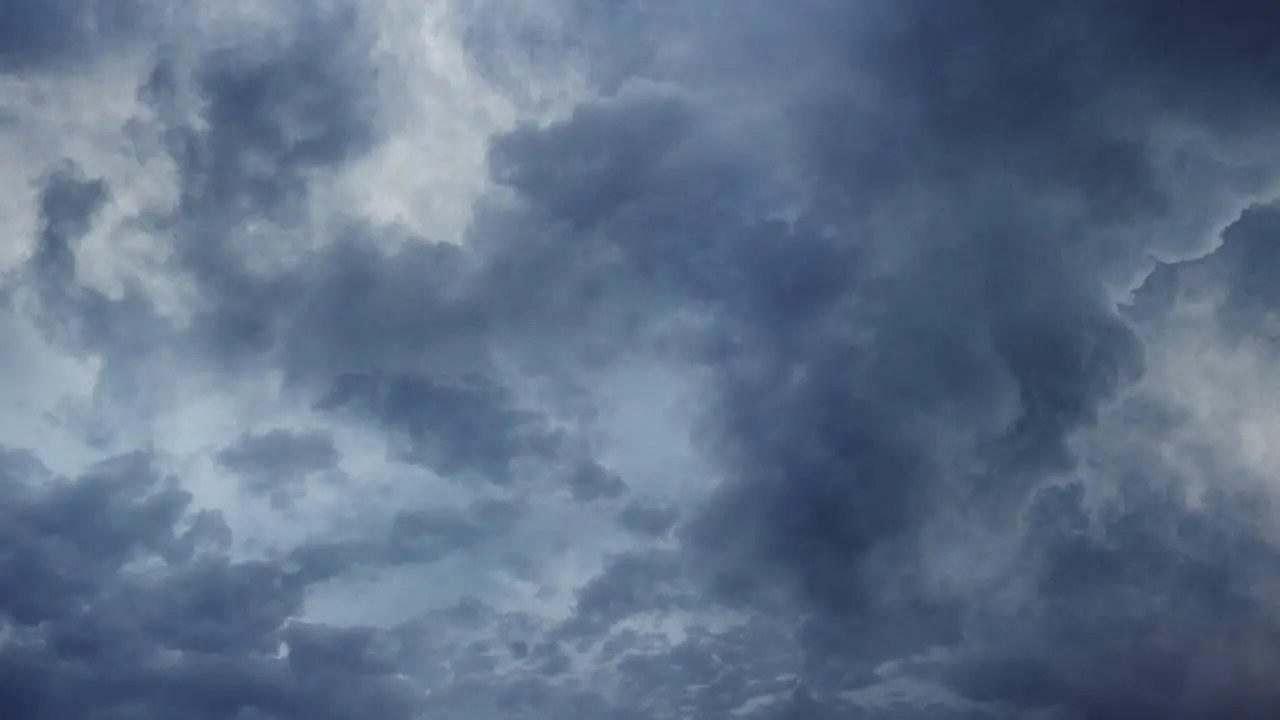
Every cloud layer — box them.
[4,1,1280,718]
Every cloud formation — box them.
[5,0,1280,717]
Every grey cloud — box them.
[13,6,386,403]
[468,497,523,531]
[288,497,526,570]
[216,429,339,506]
[141,11,382,372]
[17,164,169,431]
[488,87,696,230]
[16,12,648,504]
[397,593,813,720]
[567,459,627,502]
[460,0,827,103]
[315,372,563,484]
[485,59,1148,650]
[0,447,425,720]
[273,238,483,380]
[11,4,385,382]
[30,162,109,297]
[608,622,807,719]
[950,478,1280,719]
[560,551,693,640]
[281,622,403,679]
[616,500,679,538]
[461,1,1280,717]
[1170,205,1280,339]
[1125,204,1280,334]
[147,5,377,229]
[11,0,1280,717]
[0,0,147,73]
[386,508,488,564]
[0,450,206,626]
[22,162,136,352]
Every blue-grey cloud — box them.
[458,2,1280,716]
[0,0,147,73]
[216,428,339,506]
[0,448,425,720]
[7,0,1280,718]
[616,500,679,538]
[315,372,563,484]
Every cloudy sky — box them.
[4,1,1280,718]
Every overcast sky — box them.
[4,1,1280,718]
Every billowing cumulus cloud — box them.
[6,0,1280,718]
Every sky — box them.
[3,1,1280,718]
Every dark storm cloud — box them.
[13,4,385,397]
[111,7,594,496]
[19,3,512,451]
[0,450,213,627]
[0,15,477,715]
[559,550,690,639]
[0,0,146,73]
[485,44,1150,647]
[29,162,109,295]
[1124,203,1280,343]
[384,498,523,564]
[145,4,377,229]
[566,458,628,502]
[0,447,423,720]
[950,478,1280,719]
[215,428,339,506]
[464,1,1280,717]
[216,428,338,478]
[20,161,167,392]
[393,594,809,719]
[1130,203,1280,338]
[131,5,385,373]
[14,0,612,556]
[1219,207,1280,319]
[314,372,565,484]
[13,0,1280,717]
[616,500,679,538]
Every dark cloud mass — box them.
[8,0,1280,718]
[0,0,147,73]
[216,428,339,506]
[0,448,421,720]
